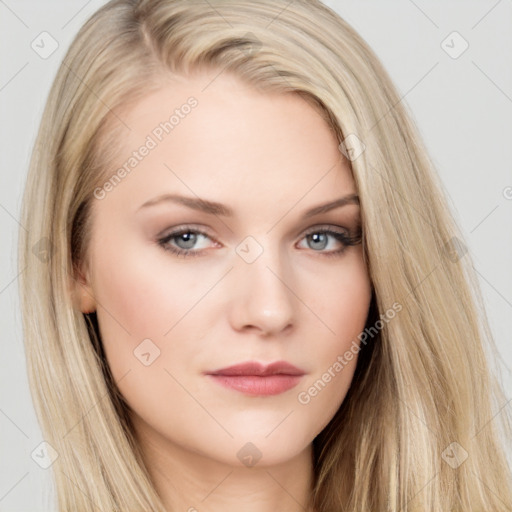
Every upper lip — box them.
[206,361,305,377]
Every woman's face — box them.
[78,70,372,468]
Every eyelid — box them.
[301,224,349,235]
[157,223,217,241]
[298,222,361,241]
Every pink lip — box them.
[205,361,305,396]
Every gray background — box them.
[1,1,511,510]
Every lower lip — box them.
[207,374,303,396]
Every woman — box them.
[18,0,512,510]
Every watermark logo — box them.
[443,236,467,263]
[441,441,468,468]
[235,236,264,264]
[238,32,263,56]
[339,133,366,161]
[31,31,59,59]
[441,31,469,59]
[237,442,262,467]
[31,441,59,469]
[32,237,53,263]
[133,338,161,366]
[297,302,402,405]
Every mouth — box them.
[204,361,306,396]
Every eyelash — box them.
[156,225,362,259]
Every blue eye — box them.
[157,225,361,258]
[298,228,361,257]
[172,231,200,250]
[157,227,215,258]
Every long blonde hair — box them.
[18,0,512,510]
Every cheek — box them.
[90,245,207,432]
[90,237,211,345]
[311,247,372,342]
[295,248,372,423]
[88,239,187,387]
[89,232,225,399]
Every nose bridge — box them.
[230,236,296,334]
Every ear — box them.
[70,261,97,314]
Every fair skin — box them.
[76,69,372,512]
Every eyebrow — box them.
[138,193,359,218]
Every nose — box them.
[228,249,296,336]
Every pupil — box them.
[176,232,196,249]
[309,233,327,250]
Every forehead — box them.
[96,70,355,216]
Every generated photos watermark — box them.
[93,96,198,200]
[297,301,402,405]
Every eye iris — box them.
[175,232,197,249]
[308,232,328,250]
